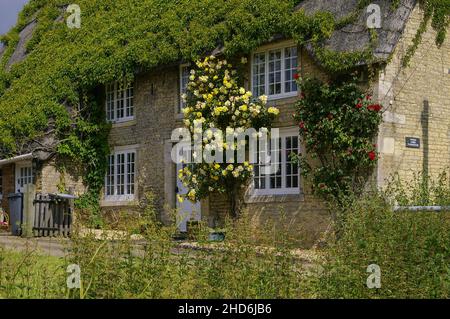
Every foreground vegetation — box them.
[1,174,450,299]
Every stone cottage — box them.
[1,0,449,242]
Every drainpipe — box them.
[394,206,450,212]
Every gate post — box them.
[22,184,36,238]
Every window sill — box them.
[244,193,304,204]
[100,198,137,207]
[267,92,298,102]
[111,119,137,129]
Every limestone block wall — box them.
[376,5,450,188]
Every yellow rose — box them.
[268,107,280,115]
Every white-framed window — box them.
[251,45,298,100]
[106,80,134,123]
[252,127,300,196]
[104,149,136,201]
[179,64,191,114]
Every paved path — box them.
[0,231,320,267]
[0,232,68,257]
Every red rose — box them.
[356,103,363,109]
[366,95,372,100]
[368,151,376,161]
[299,122,305,129]
[368,104,382,112]
[293,73,300,80]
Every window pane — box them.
[252,53,266,97]
[126,152,136,195]
[285,136,299,189]
[284,47,298,93]
[180,66,190,113]
[270,138,282,189]
[268,50,282,96]
[126,85,134,117]
[116,85,125,120]
[117,154,125,195]
[253,141,267,190]
[106,155,115,196]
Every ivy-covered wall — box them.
[0,0,448,210]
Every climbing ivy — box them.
[402,0,450,67]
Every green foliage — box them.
[0,0,447,210]
[0,248,66,298]
[179,56,278,216]
[315,175,450,298]
[403,0,450,67]
[293,75,382,200]
[386,171,450,206]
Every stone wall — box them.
[102,43,333,244]
[376,5,450,188]
[36,159,86,196]
[102,65,183,222]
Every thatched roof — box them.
[296,0,417,61]
[0,44,4,61]
[3,1,417,72]
[5,19,37,70]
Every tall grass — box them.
[64,193,308,299]
[314,172,450,298]
[0,247,66,298]
[2,172,450,299]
